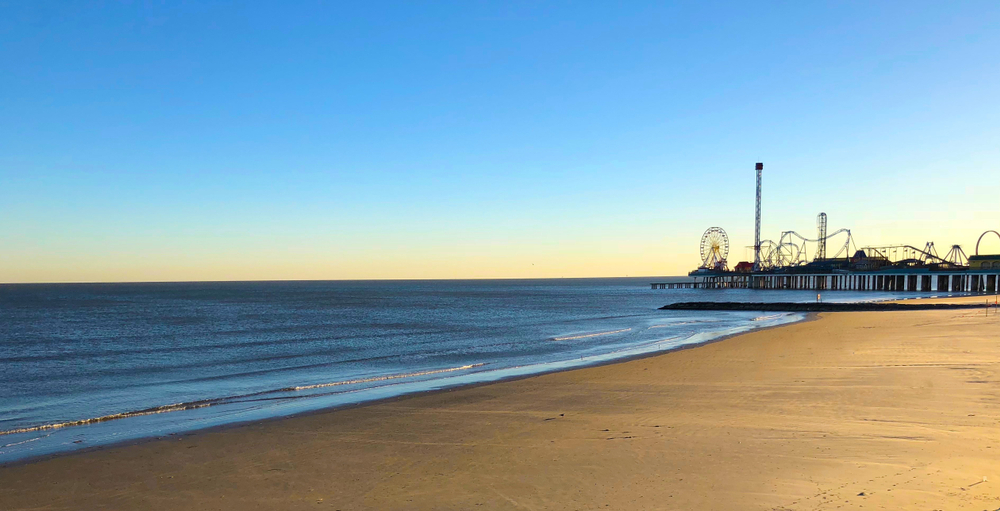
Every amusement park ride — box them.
[697,211,856,273]
[698,227,729,271]
[669,162,1000,292]
[696,212,988,273]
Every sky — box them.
[1,1,999,283]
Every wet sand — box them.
[1,295,998,510]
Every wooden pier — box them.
[652,271,1000,293]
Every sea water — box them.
[0,278,954,463]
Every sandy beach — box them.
[2,295,998,510]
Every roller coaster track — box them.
[777,229,854,261]
[860,244,950,265]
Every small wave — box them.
[648,320,723,328]
[751,314,784,322]
[1,434,47,449]
[0,402,217,437]
[0,363,486,437]
[552,328,631,341]
[288,363,486,391]
[608,336,681,352]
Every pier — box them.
[652,270,1000,293]
[661,163,1000,294]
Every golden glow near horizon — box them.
[4,218,1000,283]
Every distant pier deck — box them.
[652,270,1000,293]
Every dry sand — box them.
[1,296,998,510]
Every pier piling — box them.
[652,270,999,293]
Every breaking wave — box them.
[552,328,631,341]
[0,363,486,437]
[752,314,784,322]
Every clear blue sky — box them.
[2,1,999,282]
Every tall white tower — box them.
[753,162,762,271]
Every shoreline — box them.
[2,288,967,467]
[0,310,812,469]
[3,295,997,510]
[6,286,973,467]
[0,291,979,468]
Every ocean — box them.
[0,278,947,464]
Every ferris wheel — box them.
[699,227,730,270]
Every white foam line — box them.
[0,363,487,437]
[1,435,45,449]
[291,363,486,391]
[752,314,784,322]
[648,320,721,328]
[552,328,631,341]
[0,402,215,437]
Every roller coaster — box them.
[747,212,972,272]
[752,213,856,270]
[858,243,968,269]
